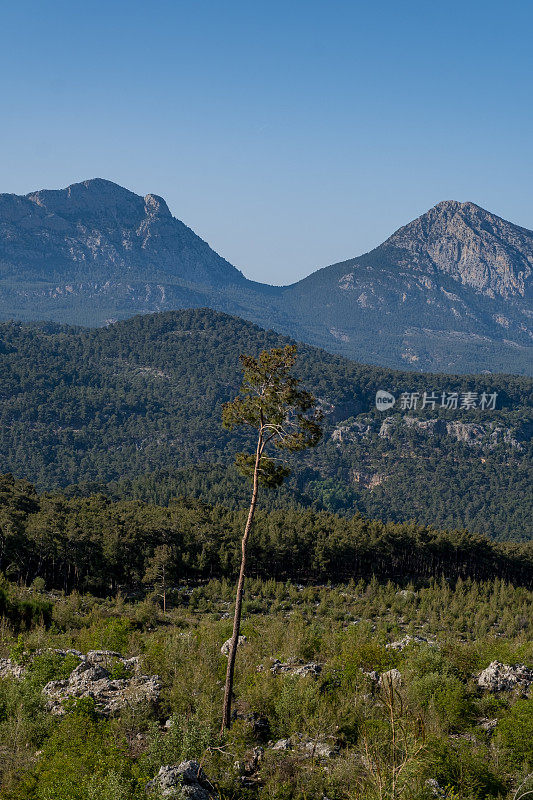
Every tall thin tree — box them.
[220,345,322,731]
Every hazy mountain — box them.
[0,180,531,374]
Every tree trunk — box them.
[162,564,166,614]
[221,434,262,732]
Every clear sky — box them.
[1,0,532,284]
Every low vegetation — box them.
[0,575,532,799]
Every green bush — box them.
[497,699,533,768]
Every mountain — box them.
[282,200,533,373]
[0,178,282,325]
[0,309,531,540]
[0,180,532,374]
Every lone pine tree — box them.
[220,345,322,731]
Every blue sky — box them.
[1,0,532,284]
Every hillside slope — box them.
[0,309,531,540]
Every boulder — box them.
[379,669,402,690]
[0,657,26,679]
[270,659,322,678]
[146,760,217,800]
[477,661,533,692]
[302,739,337,759]
[270,734,338,759]
[220,636,247,656]
[43,656,160,716]
[271,738,292,751]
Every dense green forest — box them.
[0,309,531,540]
[1,474,532,595]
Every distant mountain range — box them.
[1,178,531,374]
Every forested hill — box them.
[0,308,531,540]
[1,474,532,592]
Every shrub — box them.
[497,699,533,768]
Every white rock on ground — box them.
[386,635,436,651]
[270,734,338,759]
[42,650,160,716]
[0,658,26,679]
[270,658,322,677]
[220,636,247,656]
[379,669,402,690]
[477,661,533,692]
[479,717,498,733]
[146,760,217,799]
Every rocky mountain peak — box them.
[144,193,172,218]
[383,200,533,298]
[0,178,246,289]
[26,178,143,224]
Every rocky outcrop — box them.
[146,761,217,800]
[331,420,372,445]
[378,416,525,451]
[386,635,436,651]
[404,417,448,435]
[379,669,402,690]
[220,636,247,656]
[0,648,86,680]
[477,662,533,693]
[270,734,338,759]
[269,659,322,678]
[0,658,26,679]
[42,650,160,716]
[350,470,386,489]
[385,200,533,299]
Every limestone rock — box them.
[146,760,217,800]
[477,661,533,692]
[386,635,435,651]
[379,669,402,690]
[220,636,247,656]
[270,659,322,678]
[271,738,292,751]
[0,658,26,679]
[270,734,338,759]
[42,652,160,716]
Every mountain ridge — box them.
[0,179,531,374]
